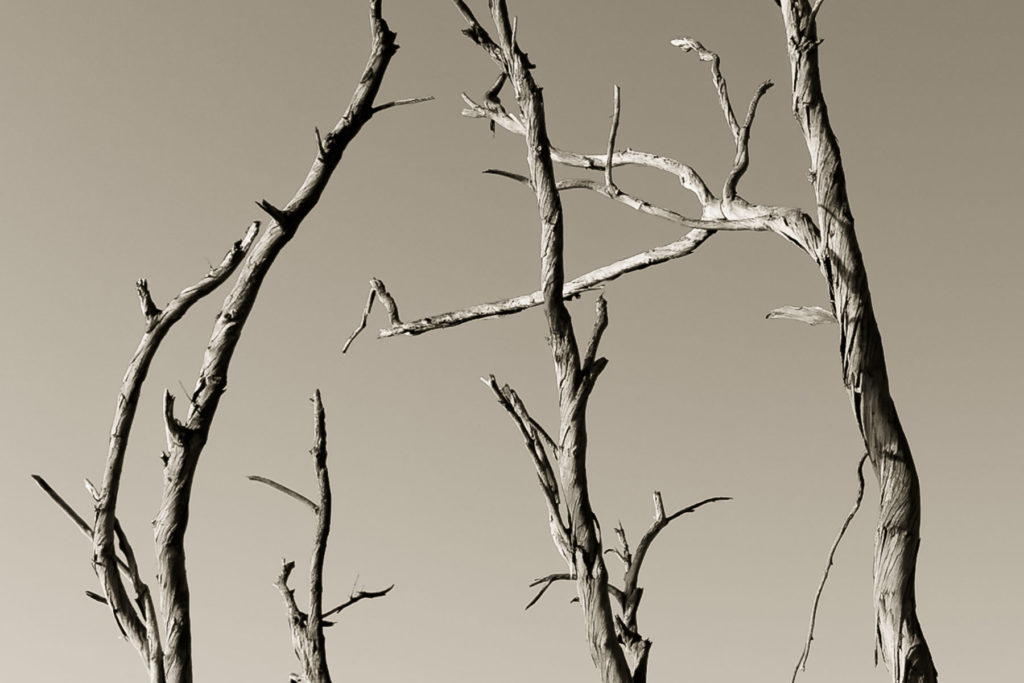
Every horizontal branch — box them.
[461,93,715,207]
[525,572,574,610]
[322,585,395,619]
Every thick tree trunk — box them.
[779,3,937,681]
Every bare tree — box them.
[350,1,937,681]
[32,3,424,682]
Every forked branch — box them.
[257,391,391,683]
[35,3,412,682]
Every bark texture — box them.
[455,3,631,682]
[778,3,937,681]
[36,3,409,681]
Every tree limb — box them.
[792,454,868,683]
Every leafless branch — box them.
[670,37,741,141]
[371,95,435,114]
[262,390,391,683]
[247,476,319,514]
[28,3,408,681]
[458,3,632,681]
[461,92,716,208]
[322,585,395,619]
[604,85,621,192]
[524,572,574,611]
[342,278,402,354]
[723,80,773,200]
[486,376,569,557]
[792,454,868,683]
[32,475,93,541]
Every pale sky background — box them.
[2,1,1020,681]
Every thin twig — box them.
[604,85,621,192]
[792,454,869,683]
[342,286,377,354]
[322,585,395,618]
[342,278,403,354]
[670,37,740,141]
[32,475,93,540]
[525,572,574,610]
[371,95,435,113]
[248,475,319,514]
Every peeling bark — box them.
[778,2,937,681]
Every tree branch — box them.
[261,391,391,683]
[322,585,395,619]
[792,454,868,683]
[247,476,319,514]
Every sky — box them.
[2,1,1021,681]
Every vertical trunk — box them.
[779,3,937,681]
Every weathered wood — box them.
[778,2,937,680]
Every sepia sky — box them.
[2,1,1021,681]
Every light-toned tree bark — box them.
[32,3,421,681]
[369,4,726,682]
[351,1,936,681]
[777,3,937,681]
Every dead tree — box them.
[32,3,424,682]
[347,3,728,682]
[249,390,393,683]
[351,1,936,681]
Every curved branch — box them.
[461,93,715,207]
[779,3,937,681]
[792,454,868,683]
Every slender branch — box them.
[262,390,391,683]
[723,80,773,200]
[322,585,395,619]
[32,475,93,540]
[371,95,435,114]
[342,278,403,354]
[524,572,574,610]
[247,476,319,514]
[604,85,621,192]
[582,295,608,374]
[486,376,569,558]
[670,38,741,141]
[89,219,259,679]
[792,454,868,683]
[623,495,731,612]
[373,201,824,340]
[461,93,715,208]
